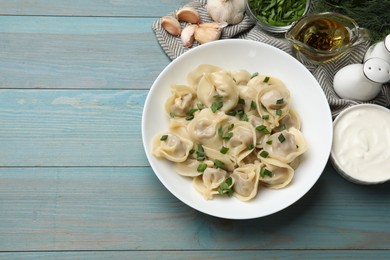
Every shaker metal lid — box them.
[363,57,390,83]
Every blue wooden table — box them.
[0,1,389,259]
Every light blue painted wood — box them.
[0,165,389,251]
[0,0,190,17]
[0,16,170,89]
[1,251,390,260]
[0,89,148,166]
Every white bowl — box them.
[331,104,390,185]
[142,39,333,219]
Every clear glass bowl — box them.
[285,12,370,63]
[246,0,311,34]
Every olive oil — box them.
[295,18,350,51]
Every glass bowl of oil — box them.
[285,12,369,63]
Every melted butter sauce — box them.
[332,105,390,183]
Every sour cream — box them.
[331,104,390,184]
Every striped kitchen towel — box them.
[152,0,390,117]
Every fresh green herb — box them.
[160,135,168,141]
[260,167,273,178]
[197,163,207,172]
[195,144,206,161]
[185,115,194,121]
[238,98,246,105]
[240,112,248,122]
[250,100,257,110]
[276,98,284,104]
[266,139,273,145]
[248,0,307,27]
[214,159,225,169]
[259,150,269,158]
[276,109,282,116]
[256,125,270,135]
[218,125,223,138]
[222,132,233,140]
[220,146,230,154]
[228,124,235,131]
[278,133,286,143]
[279,123,286,131]
[227,110,237,116]
[197,103,205,110]
[169,112,175,118]
[213,94,223,100]
[211,102,223,113]
[218,177,233,196]
[251,72,259,79]
[262,114,269,120]
[247,144,255,150]
[263,76,270,83]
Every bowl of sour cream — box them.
[331,104,390,184]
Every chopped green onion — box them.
[160,135,168,141]
[218,125,223,137]
[185,115,194,121]
[279,123,286,131]
[240,112,248,121]
[251,72,259,79]
[247,144,255,150]
[228,123,235,131]
[266,140,273,145]
[260,167,273,178]
[227,110,237,116]
[222,132,233,140]
[238,98,246,105]
[211,102,223,113]
[262,114,269,120]
[276,98,284,104]
[218,177,233,196]
[276,109,282,116]
[196,144,205,161]
[197,163,207,172]
[197,103,205,110]
[214,159,225,169]
[256,125,270,135]
[250,100,257,110]
[263,76,270,83]
[259,150,269,158]
[278,133,286,143]
[169,112,175,118]
[220,146,229,154]
[213,94,223,100]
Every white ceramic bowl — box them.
[142,39,333,219]
[331,104,390,185]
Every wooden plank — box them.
[0,16,170,89]
[1,250,389,260]
[0,165,389,251]
[0,89,148,166]
[0,0,189,17]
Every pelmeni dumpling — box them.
[187,64,222,90]
[187,108,228,149]
[277,108,301,131]
[223,121,256,166]
[165,85,196,117]
[261,127,307,164]
[152,133,193,163]
[231,163,260,201]
[257,84,291,128]
[175,158,214,177]
[197,70,239,112]
[238,85,259,113]
[247,74,285,91]
[230,70,251,86]
[258,157,294,189]
[192,168,229,199]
